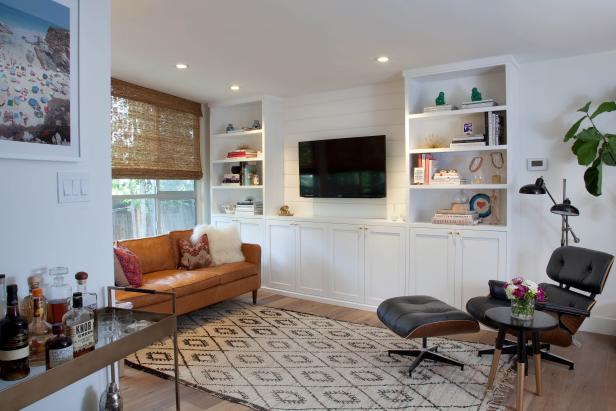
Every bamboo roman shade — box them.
[111,78,203,180]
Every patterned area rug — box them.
[126,300,510,410]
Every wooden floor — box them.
[121,290,616,410]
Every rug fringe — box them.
[483,366,516,410]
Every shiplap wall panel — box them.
[283,80,406,219]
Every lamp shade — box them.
[519,178,546,194]
[551,199,580,216]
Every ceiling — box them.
[111,0,616,103]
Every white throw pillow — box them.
[191,224,245,266]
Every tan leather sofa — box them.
[115,229,261,315]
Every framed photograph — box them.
[0,0,79,161]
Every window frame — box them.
[112,179,197,238]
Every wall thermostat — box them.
[527,158,547,171]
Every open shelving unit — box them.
[208,96,283,218]
[404,57,518,230]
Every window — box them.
[112,179,196,241]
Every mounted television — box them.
[299,135,386,198]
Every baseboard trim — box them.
[261,287,377,312]
[580,315,616,336]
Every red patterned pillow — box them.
[178,234,212,270]
[113,245,143,287]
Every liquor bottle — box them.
[20,274,46,324]
[45,323,73,370]
[0,284,30,380]
[28,288,50,366]
[75,271,97,311]
[0,274,6,318]
[75,271,98,342]
[62,293,94,357]
[46,267,72,325]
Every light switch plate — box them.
[527,158,547,171]
[57,172,90,203]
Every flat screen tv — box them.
[299,135,386,198]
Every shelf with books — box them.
[409,145,507,154]
[408,105,507,119]
[212,129,263,138]
[211,185,264,190]
[409,183,508,190]
[409,221,508,231]
[212,158,264,164]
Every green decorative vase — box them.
[511,298,535,320]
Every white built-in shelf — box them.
[409,183,508,190]
[409,145,507,154]
[212,158,264,164]
[211,185,264,190]
[409,222,508,231]
[212,130,263,138]
[408,105,507,119]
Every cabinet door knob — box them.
[448,231,453,235]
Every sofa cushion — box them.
[118,234,176,274]
[203,261,257,284]
[178,234,212,270]
[113,245,143,287]
[143,269,221,297]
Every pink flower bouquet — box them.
[504,277,545,320]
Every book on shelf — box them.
[413,154,438,184]
[436,209,478,216]
[431,212,480,225]
[450,141,487,147]
[423,104,457,112]
[221,173,240,185]
[461,99,497,109]
[484,111,506,146]
[226,149,260,159]
[450,134,486,148]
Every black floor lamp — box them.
[519,177,580,246]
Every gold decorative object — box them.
[490,152,504,184]
[420,134,447,149]
[278,205,294,216]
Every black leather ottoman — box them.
[377,295,479,376]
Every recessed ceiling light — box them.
[230,84,240,91]
[175,63,188,69]
[376,56,390,63]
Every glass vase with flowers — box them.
[504,277,546,320]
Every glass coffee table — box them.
[485,307,558,411]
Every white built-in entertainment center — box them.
[209,56,518,311]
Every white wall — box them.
[517,50,616,334]
[282,81,406,219]
[0,0,112,409]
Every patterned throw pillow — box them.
[113,245,143,287]
[179,234,213,270]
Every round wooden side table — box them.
[485,307,558,411]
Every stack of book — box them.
[226,149,259,159]
[431,170,467,185]
[235,201,263,216]
[432,209,479,225]
[221,173,240,186]
[485,112,505,146]
[461,99,496,109]
[423,104,457,113]
[450,135,486,148]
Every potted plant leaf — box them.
[564,101,616,196]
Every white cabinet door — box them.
[295,222,329,296]
[238,219,264,247]
[211,216,233,228]
[364,225,406,306]
[408,228,456,306]
[456,230,507,309]
[329,224,365,303]
[265,220,296,291]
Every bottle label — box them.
[48,346,73,368]
[0,346,30,361]
[69,319,95,352]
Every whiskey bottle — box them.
[62,293,94,357]
[46,267,72,325]
[75,271,98,312]
[45,323,73,369]
[0,284,30,380]
[20,273,46,324]
[28,288,50,366]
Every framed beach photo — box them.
[0,0,80,161]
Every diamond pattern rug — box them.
[125,300,510,410]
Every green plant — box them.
[564,101,616,196]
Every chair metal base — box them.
[388,338,464,376]
[540,350,574,370]
[478,340,573,370]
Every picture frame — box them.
[0,0,80,161]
